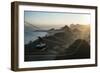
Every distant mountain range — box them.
[24,22,90,45]
[24,24,90,61]
[24,22,39,33]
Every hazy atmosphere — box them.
[24,11,90,61]
[24,11,90,29]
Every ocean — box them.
[24,31,47,44]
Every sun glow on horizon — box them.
[24,11,90,29]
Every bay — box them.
[24,31,47,44]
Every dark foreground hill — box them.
[55,39,90,60]
[24,25,90,61]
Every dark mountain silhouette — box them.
[70,24,90,43]
[24,24,90,61]
[55,39,90,60]
[25,25,73,53]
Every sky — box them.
[24,11,90,29]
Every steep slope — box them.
[55,39,90,60]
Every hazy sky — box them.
[24,11,90,29]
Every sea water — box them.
[24,31,47,44]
